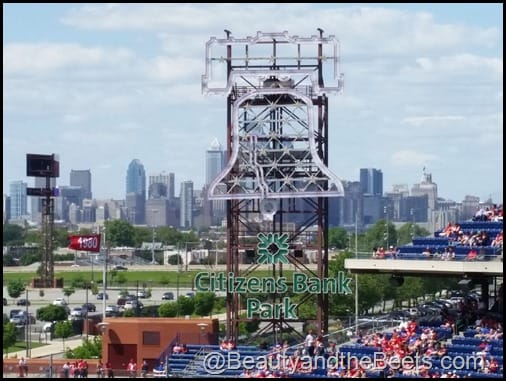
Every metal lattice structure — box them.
[202,30,344,343]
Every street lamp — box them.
[101,226,108,322]
[25,287,31,358]
[151,210,158,264]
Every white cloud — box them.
[390,150,438,167]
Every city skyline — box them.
[3,3,503,203]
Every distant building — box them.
[9,180,27,221]
[206,138,226,225]
[70,169,92,201]
[180,180,194,228]
[125,159,146,224]
[411,169,438,211]
[360,168,383,196]
[149,171,175,200]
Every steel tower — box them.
[202,30,344,343]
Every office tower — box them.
[411,169,438,210]
[125,159,146,224]
[70,169,92,200]
[9,180,28,220]
[206,138,225,185]
[148,171,174,200]
[360,168,383,196]
[206,138,226,224]
[180,180,194,228]
[4,194,11,224]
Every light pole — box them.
[151,210,158,264]
[25,287,30,358]
[102,226,107,322]
[354,214,359,334]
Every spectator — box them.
[141,360,149,378]
[18,357,28,377]
[62,362,70,378]
[106,361,114,378]
[96,360,104,378]
[126,358,137,378]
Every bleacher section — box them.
[397,219,503,261]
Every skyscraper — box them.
[360,168,383,196]
[70,169,92,200]
[9,180,27,220]
[206,138,225,185]
[148,171,175,200]
[180,180,194,228]
[206,138,226,224]
[125,159,146,224]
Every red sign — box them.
[68,234,101,252]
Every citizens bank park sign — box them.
[193,233,353,319]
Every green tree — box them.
[54,320,74,351]
[3,224,25,245]
[36,305,69,322]
[3,322,17,354]
[63,287,76,303]
[328,227,350,249]
[158,302,179,317]
[176,295,195,316]
[105,220,135,247]
[3,253,16,266]
[53,227,71,248]
[397,223,430,245]
[168,255,183,265]
[7,279,25,299]
[66,336,102,359]
[194,292,216,317]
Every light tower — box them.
[26,154,59,288]
[202,30,344,343]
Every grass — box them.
[5,340,47,354]
[3,269,298,288]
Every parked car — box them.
[105,305,120,317]
[161,291,174,300]
[16,298,30,306]
[124,300,143,310]
[53,298,68,306]
[136,290,148,298]
[70,307,84,319]
[112,265,128,271]
[9,309,22,319]
[185,292,195,298]
[82,303,97,312]
[10,311,35,325]
[96,292,109,300]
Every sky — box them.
[3,3,503,204]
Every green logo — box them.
[256,233,289,264]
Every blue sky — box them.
[3,3,503,203]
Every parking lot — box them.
[3,286,197,334]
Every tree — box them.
[158,302,179,317]
[66,336,102,359]
[3,224,25,245]
[194,292,216,317]
[105,220,135,247]
[328,227,349,249]
[36,305,68,322]
[63,287,76,303]
[54,320,74,351]
[176,295,195,316]
[168,255,183,265]
[3,322,17,354]
[7,279,25,299]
